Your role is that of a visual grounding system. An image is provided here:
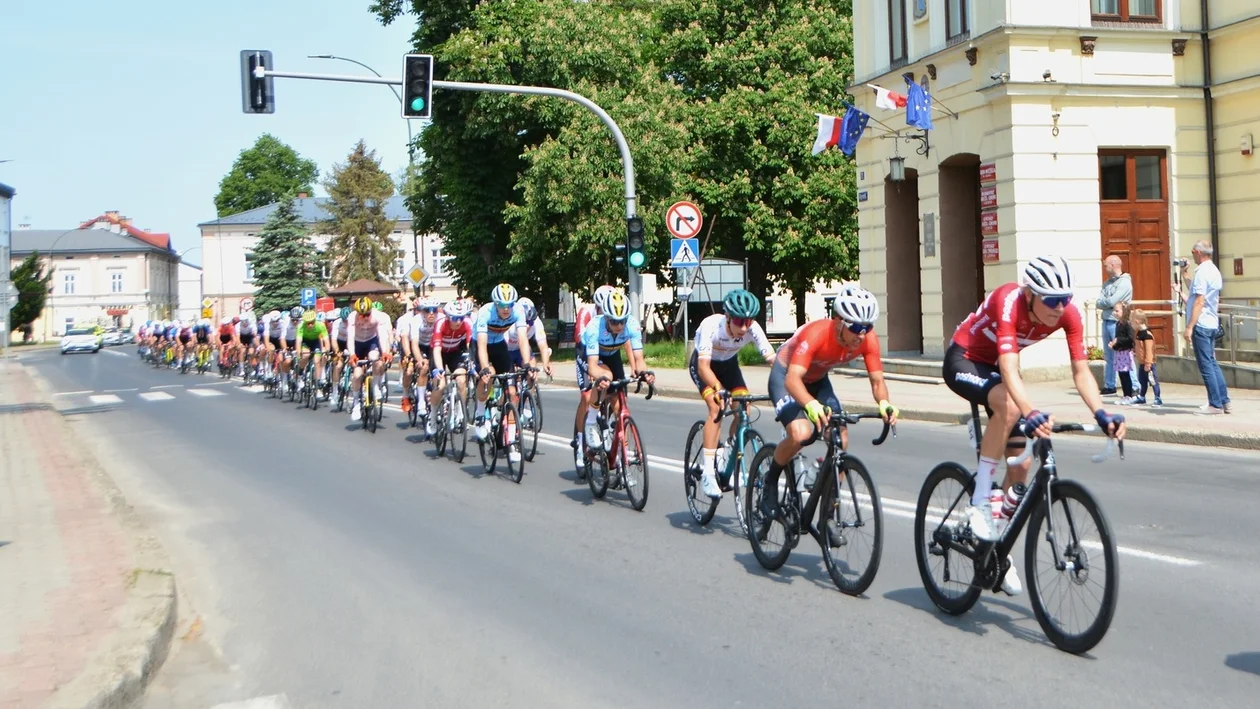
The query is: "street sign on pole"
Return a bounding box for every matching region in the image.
[201,308,214,319]
[670,238,700,268]
[404,263,430,288]
[201,297,214,309]
[240,297,254,313]
[300,288,317,307]
[666,201,703,239]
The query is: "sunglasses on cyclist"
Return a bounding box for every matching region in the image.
[1040,294,1073,309]
[419,306,439,313]
[728,316,753,328]
[447,315,465,323]
[846,322,873,335]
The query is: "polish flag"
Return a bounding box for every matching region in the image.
[868,84,907,111]
[811,114,841,155]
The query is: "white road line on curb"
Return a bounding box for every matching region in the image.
[187,389,225,397]
[53,390,93,396]
[138,391,175,402]
[88,394,122,405]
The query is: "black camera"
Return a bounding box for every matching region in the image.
[1173,258,1189,268]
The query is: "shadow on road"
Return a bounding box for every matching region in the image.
[731,549,840,593]
[882,587,1070,654]
[1225,651,1260,677]
[666,509,746,541]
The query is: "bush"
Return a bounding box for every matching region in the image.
[1087,345,1104,361]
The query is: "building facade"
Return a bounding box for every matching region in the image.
[853,0,1259,365]
[198,195,457,317]
[177,262,203,323]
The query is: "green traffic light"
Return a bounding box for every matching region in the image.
[629,252,646,268]
[410,97,426,112]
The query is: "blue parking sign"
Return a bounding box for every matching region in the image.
[300,287,316,307]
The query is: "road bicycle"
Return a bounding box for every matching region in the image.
[298,355,320,411]
[331,352,353,413]
[580,373,655,511]
[683,392,771,535]
[360,357,384,434]
[746,412,892,595]
[913,402,1122,654]
[514,366,546,462]
[432,358,474,463]
[475,371,527,483]
[195,344,212,375]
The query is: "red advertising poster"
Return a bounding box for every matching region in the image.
[980,163,997,184]
[980,185,998,210]
[982,238,1000,263]
[981,211,999,235]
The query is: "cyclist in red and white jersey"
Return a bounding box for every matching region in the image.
[943,255,1126,559]
[427,300,475,435]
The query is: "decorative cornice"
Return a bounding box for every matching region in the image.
[1080,36,1097,55]
[1171,38,1187,56]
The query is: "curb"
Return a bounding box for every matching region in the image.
[546,376,1260,450]
[24,365,179,709]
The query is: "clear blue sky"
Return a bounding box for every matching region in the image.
[0,0,420,263]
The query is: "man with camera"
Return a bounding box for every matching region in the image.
[1183,241,1231,415]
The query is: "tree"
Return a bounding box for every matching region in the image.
[215,134,319,217]
[250,196,322,313]
[656,0,860,326]
[322,140,399,286]
[10,252,52,335]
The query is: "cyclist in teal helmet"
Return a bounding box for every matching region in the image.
[689,288,777,499]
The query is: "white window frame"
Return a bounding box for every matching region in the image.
[63,272,76,295]
[110,270,124,294]
[244,253,256,282]
[429,246,453,277]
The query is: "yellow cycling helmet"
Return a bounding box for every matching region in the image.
[604,291,631,322]
[302,310,316,323]
[354,296,374,315]
[491,283,518,306]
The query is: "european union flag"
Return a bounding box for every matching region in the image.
[906,77,934,131]
[837,106,870,156]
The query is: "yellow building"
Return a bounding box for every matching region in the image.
[852,0,1259,367]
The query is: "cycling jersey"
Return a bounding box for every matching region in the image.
[506,320,546,353]
[951,282,1087,365]
[296,321,328,342]
[395,312,415,342]
[264,314,285,338]
[579,314,643,357]
[346,310,392,344]
[434,317,473,351]
[473,302,527,344]
[192,323,211,336]
[774,318,882,383]
[693,313,774,362]
[236,313,258,336]
[574,304,596,344]
[408,313,438,349]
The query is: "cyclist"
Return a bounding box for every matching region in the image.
[262,310,285,381]
[172,319,192,366]
[761,283,900,518]
[192,317,213,366]
[690,288,777,499]
[571,285,618,473]
[276,307,303,384]
[471,284,533,452]
[577,291,655,463]
[236,307,260,373]
[428,299,475,436]
[944,255,1126,556]
[345,297,393,422]
[405,298,440,421]
[507,297,553,377]
[294,310,331,396]
[217,316,236,368]
[328,307,351,395]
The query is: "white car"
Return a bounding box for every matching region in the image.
[61,328,101,355]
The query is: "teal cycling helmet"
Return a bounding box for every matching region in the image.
[722,288,761,319]
[339,307,351,321]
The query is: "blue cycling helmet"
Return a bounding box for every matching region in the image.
[722,289,760,319]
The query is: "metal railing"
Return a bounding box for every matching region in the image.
[1085,298,1260,365]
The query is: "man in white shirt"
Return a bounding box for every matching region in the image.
[1183,240,1231,414]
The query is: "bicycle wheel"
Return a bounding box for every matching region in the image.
[913,461,982,615]
[1025,479,1119,654]
[620,417,648,511]
[407,387,418,428]
[433,395,449,456]
[518,390,540,462]
[586,443,609,499]
[502,402,525,483]
[683,421,719,526]
[744,444,798,572]
[732,429,765,537]
[819,456,883,596]
[454,385,471,464]
[310,370,319,411]
[478,410,499,474]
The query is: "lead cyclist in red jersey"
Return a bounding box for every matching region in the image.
[944,254,1126,549]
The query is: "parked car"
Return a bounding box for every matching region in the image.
[61,328,101,355]
[119,330,136,344]
[102,328,123,346]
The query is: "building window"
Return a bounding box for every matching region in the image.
[1098,150,1166,202]
[430,246,453,277]
[110,271,124,293]
[946,0,969,41]
[1099,155,1127,200]
[1135,155,1162,199]
[63,317,75,335]
[63,272,76,295]
[1092,0,1160,22]
[765,300,774,322]
[393,250,406,279]
[889,0,908,66]
[245,253,256,281]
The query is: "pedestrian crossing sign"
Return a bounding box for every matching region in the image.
[670,238,700,268]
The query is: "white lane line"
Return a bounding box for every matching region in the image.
[88,394,122,405]
[53,390,93,396]
[193,379,234,386]
[187,389,225,397]
[210,696,292,709]
[139,391,175,402]
[242,385,266,393]
[149,384,183,390]
[103,388,139,393]
[102,349,130,358]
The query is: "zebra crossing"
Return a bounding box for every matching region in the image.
[54,384,230,409]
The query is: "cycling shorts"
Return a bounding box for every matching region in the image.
[268,335,284,350]
[334,339,349,354]
[218,334,234,345]
[767,361,841,423]
[943,343,1026,441]
[477,340,513,375]
[688,350,749,398]
[575,346,625,390]
[441,346,471,373]
[240,333,255,348]
[417,345,433,364]
[300,339,323,354]
[195,333,210,345]
[353,336,381,361]
[284,338,297,350]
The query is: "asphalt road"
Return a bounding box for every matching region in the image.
[21,347,1260,708]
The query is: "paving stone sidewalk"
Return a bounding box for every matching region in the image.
[0,359,176,709]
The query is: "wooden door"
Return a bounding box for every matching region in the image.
[1099,150,1172,352]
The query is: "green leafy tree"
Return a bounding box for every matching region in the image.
[322,140,399,286]
[215,134,319,217]
[655,0,859,326]
[9,251,52,335]
[250,197,322,313]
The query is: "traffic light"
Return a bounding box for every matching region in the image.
[239,50,275,114]
[402,54,434,119]
[626,217,646,269]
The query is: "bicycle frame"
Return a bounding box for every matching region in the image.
[713,395,771,483]
[594,377,655,461]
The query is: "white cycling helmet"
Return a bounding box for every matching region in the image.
[1022,255,1074,297]
[444,300,473,319]
[220,316,233,326]
[832,284,880,324]
[593,284,617,313]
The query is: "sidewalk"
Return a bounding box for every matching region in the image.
[0,359,176,708]
[549,363,1260,450]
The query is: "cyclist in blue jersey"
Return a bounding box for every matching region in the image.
[576,291,655,454]
[471,283,534,450]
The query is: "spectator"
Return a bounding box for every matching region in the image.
[1131,308,1161,407]
[1183,240,1230,415]
[1097,255,1132,395]
[1109,303,1137,404]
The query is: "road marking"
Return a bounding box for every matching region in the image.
[187,389,225,397]
[210,696,292,709]
[150,384,183,390]
[88,394,122,405]
[197,379,234,386]
[139,391,175,401]
[242,385,266,393]
[103,388,139,393]
[102,349,130,358]
[53,390,93,396]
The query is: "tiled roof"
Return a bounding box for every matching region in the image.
[198,196,414,228]
[11,228,170,255]
[78,213,172,250]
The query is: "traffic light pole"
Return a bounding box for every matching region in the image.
[253,65,644,317]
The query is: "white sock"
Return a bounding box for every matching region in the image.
[576,432,584,449]
[506,423,516,444]
[702,448,716,475]
[585,411,599,428]
[972,456,1000,506]
[475,400,485,417]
